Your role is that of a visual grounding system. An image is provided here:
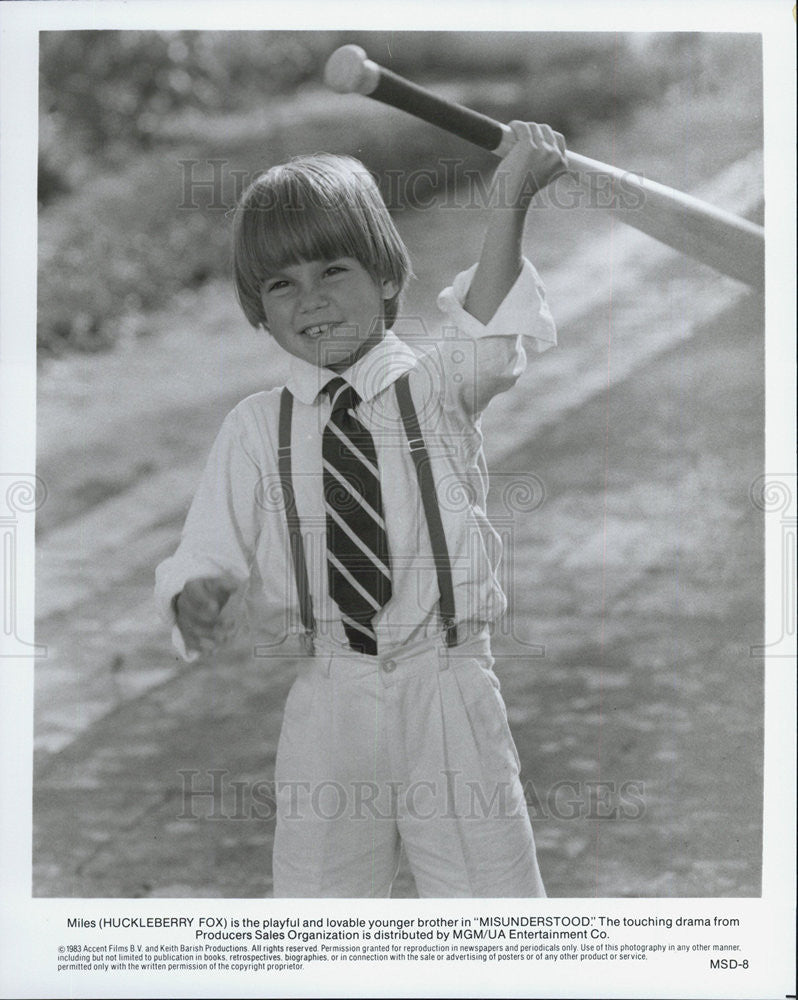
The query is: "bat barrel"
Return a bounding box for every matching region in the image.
[568,153,764,290]
[324,45,765,291]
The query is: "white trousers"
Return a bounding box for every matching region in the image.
[272,630,546,898]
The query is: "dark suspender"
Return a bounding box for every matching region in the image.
[278,388,315,648]
[277,374,458,651]
[394,373,458,648]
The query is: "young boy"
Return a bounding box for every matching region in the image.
[155,120,567,897]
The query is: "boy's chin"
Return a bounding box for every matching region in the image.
[319,336,382,372]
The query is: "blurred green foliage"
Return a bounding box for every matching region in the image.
[39,29,696,195]
[38,30,761,355]
[39,31,338,187]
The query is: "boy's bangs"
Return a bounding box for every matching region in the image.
[253,194,371,278]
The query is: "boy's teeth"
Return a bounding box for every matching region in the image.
[304,323,332,337]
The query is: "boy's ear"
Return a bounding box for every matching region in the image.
[381,277,399,300]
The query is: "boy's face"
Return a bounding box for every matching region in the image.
[260,257,398,373]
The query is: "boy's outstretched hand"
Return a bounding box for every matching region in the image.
[175,575,240,655]
[499,120,568,211]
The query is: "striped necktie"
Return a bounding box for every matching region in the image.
[322,377,392,655]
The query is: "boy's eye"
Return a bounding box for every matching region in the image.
[324,264,348,276]
[265,279,289,293]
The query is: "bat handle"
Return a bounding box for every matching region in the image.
[325,45,516,156]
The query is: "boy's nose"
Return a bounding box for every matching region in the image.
[298,281,329,312]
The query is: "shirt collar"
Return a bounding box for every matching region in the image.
[280,331,419,406]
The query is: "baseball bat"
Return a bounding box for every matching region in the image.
[324,45,764,291]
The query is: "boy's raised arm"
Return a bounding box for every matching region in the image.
[464,121,567,326]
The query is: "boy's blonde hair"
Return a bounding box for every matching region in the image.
[233,154,411,330]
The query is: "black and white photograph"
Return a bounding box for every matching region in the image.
[1,1,795,997]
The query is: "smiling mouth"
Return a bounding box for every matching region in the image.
[301,322,339,339]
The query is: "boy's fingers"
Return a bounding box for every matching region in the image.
[179,588,217,621]
[201,577,235,600]
[202,577,239,616]
[508,121,566,160]
[182,578,214,603]
[178,612,213,640]
[529,122,546,147]
[541,124,562,156]
[175,574,241,655]
[508,119,534,145]
[180,618,235,656]
[181,577,237,619]
[178,622,207,655]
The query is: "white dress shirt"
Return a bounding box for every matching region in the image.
[155,259,556,660]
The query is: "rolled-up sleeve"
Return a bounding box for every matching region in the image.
[154,405,262,658]
[435,258,557,417]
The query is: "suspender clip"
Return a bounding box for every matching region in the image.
[443,618,459,648]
